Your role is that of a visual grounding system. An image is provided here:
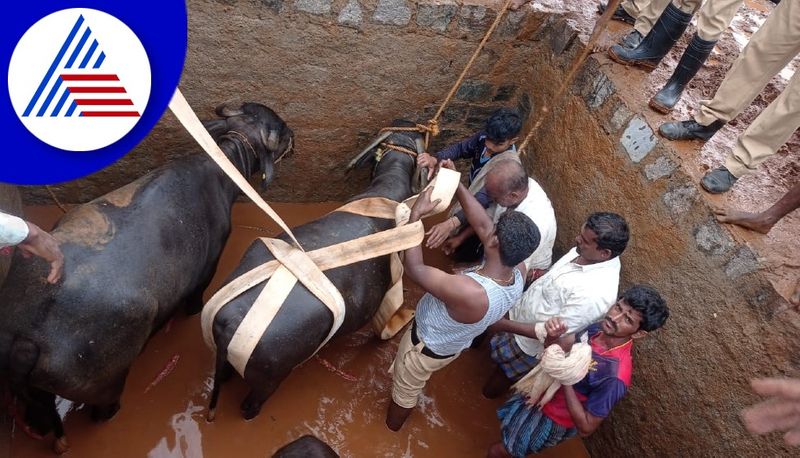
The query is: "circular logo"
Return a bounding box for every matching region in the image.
[1,0,186,185]
[8,8,151,152]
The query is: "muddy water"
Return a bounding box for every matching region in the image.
[11,203,587,457]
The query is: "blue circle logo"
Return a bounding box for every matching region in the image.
[2,1,186,184]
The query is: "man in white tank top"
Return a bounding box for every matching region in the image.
[386,161,542,431]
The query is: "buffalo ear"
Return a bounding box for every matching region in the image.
[215,103,244,118]
[260,127,279,152]
[202,119,228,141]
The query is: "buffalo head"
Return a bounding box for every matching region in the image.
[205,102,294,190]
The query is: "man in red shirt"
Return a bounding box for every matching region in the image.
[487,285,669,457]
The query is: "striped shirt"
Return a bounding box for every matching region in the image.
[416,268,524,356]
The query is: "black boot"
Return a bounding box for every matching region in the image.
[597,2,636,25]
[649,33,717,113]
[658,119,725,141]
[608,2,693,69]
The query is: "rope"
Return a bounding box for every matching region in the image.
[45,186,68,214]
[518,0,623,154]
[375,0,515,150]
[430,0,515,134]
[379,142,418,158]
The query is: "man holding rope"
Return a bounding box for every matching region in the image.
[488,285,669,457]
[386,160,541,431]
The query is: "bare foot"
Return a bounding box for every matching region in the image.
[713,208,774,234]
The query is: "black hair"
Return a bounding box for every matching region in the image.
[485,108,522,143]
[495,210,540,267]
[621,285,669,332]
[585,212,629,258]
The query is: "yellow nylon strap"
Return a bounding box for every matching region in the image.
[200,220,424,349]
[168,88,302,248]
[201,168,461,372]
[227,265,297,375]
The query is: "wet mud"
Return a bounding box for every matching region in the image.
[10,203,587,457]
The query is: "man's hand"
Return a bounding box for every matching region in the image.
[544,317,567,338]
[409,187,441,222]
[426,217,459,249]
[741,377,800,446]
[416,152,438,173]
[439,159,456,171]
[18,222,64,284]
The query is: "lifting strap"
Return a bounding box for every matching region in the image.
[200,169,460,376]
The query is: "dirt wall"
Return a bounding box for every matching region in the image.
[23,0,543,204]
[515,16,799,458]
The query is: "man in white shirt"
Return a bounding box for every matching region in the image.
[426,159,557,279]
[0,211,64,284]
[483,212,629,398]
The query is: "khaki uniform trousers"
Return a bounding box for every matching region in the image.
[620,0,652,19]
[631,0,743,41]
[389,326,459,409]
[694,0,800,177]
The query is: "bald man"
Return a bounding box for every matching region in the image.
[427,159,557,281]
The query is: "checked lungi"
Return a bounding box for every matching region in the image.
[497,393,577,457]
[490,332,540,382]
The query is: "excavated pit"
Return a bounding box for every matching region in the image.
[3,0,799,456]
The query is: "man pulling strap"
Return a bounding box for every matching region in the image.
[386,160,541,431]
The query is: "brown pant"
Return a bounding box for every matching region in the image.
[389,327,459,409]
[632,0,743,41]
[694,0,800,176]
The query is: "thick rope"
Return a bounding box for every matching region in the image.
[379,142,418,158]
[518,0,623,154]
[375,0,515,150]
[45,186,68,214]
[432,0,515,126]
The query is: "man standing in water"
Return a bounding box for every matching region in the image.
[483,212,629,398]
[488,285,669,457]
[386,161,541,431]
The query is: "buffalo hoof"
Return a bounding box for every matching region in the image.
[53,436,70,455]
[206,408,217,423]
[240,400,262,420]
[90,402,120,422]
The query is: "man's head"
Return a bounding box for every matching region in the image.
[575,212,629,263]
[601,285,669,338]
[484,108,522,154]
[485,159,529,207]
[488,210,540,267]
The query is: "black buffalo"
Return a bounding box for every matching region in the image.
[0,102,293,452]
[208,128,421,420]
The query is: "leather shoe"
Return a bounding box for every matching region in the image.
[658,119,724,141]
[701,167,738,193]
[597,2,636,24]
[619,30,643,49]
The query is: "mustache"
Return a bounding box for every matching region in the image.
[605,317,617,332]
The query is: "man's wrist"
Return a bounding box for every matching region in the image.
[450,216,460,230]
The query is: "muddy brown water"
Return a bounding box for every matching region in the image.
[10,203,587,457]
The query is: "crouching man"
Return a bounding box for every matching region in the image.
[386,161,542,431]
[488,285,669,457]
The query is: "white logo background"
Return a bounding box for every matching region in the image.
[8,8,151,152]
